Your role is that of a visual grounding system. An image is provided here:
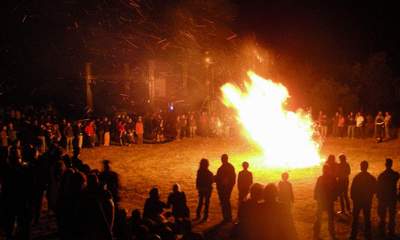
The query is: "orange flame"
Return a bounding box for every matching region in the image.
[221,71,322,168]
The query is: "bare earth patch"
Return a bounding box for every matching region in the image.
[81,137,400,240]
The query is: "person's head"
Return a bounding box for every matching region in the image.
[149,187,160,200]
[263,183,278,202]
[102,159,111,171]
[199,158,209,170]
[221,154,229,164]
[338,154,346,163]
[385,158,393,169]
[131,209,142,221]
[326,154,336,165]
[281,172,289,181]
[360,160,369,172]
[242,161,249,170]
[249,183,264,201]
[172,183,180,193]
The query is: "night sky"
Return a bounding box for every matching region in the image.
[1,0,400,109]
[235,0,400,66]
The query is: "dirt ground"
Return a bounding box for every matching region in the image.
[81,137,400,239]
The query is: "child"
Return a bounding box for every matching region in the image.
[278,172,294,208]
[237,161,253,204]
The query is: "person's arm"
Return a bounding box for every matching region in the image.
[290,183,294,202]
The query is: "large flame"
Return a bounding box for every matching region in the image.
[221,71,322,169]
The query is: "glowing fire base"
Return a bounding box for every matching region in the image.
[221,71,322,169]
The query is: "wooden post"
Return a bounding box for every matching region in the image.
[85,62,94,111]
[148,60,155,101]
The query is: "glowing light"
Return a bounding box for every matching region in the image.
[221,71,322,169]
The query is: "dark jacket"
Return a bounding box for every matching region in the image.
[351,171,376,205]
[196,169,214,192]
[215,162,236,191]
[314,174,338,206]
[377,169,399,202]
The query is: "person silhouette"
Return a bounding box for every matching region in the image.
[237,161,253,205]
[261,183,297,240]
[313,164,338,240]
[143,187,167,223]
[377,158,399,237]
[167,183,190,219]
[337,154,351,214]
[99,160,120,205]
[195,158,214,221]
[278,172,294,208]
[237,183,264,240]
[349,160,376,240]
[215,154,236,222]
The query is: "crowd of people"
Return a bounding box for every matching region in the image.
[0,106,237,153]
[0,106,396,154]
[313,155,400,240]
[2,106,400,240]
[316,110,394,141]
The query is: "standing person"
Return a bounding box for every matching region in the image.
[337,154,351,214]
[64,122,74,152]
[167,183,190,219]
[99,160,120,205]
[313,164,338,240]
[85,121,96,147]
[195,158,214,221]
[188,113,197,138]
[337,114,346,138]
[325,154,338,178]
[377,158,399,237]
[117,121,126,146]
[104,118,111,146]
[97,118,105,146]
[1,125,8,148]
[181,114,188,139]
[375,111,385,141]
[278,172,294,208]
[237,161,253,205]
[215,154,236,222]
[319,113,328,139]
[347,112,356,138]
[384,112,392,140]
[349,160,376,240]
[74,121,84,149]
[77,174,114,240]
[355,112,364,138]
[135,116,144,144]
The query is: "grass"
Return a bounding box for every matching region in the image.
[81,137,400,239]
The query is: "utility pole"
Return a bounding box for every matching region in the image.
[85,62,94,111]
